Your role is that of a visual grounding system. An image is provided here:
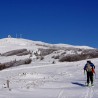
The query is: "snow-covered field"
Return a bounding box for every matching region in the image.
[0,58,98,98]
[0,38,98,98]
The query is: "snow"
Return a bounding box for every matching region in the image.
[54,44,94,49]
[0,57,98,98]
[0,38,94,52]
[0,38,47,53]
[0,38,98,98]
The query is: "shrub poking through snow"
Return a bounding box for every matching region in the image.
[0,58,32,70]
[1,49,30,56]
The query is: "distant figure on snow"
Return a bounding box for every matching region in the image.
[84,60,95,86]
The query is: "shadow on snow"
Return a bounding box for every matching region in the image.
[71,82,85,87]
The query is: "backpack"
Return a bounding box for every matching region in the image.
[86,64,92,72]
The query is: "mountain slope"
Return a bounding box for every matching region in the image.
[0,38,98,64]
[0,37,98,98]
[0,58,98,98]
[0,38,94,51]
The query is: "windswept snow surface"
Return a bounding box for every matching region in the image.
[0,38,94,53]
[0,58,98,98]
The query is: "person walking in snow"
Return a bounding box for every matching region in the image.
[84,61,95,86]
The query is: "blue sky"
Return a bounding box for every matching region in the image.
[0,0,98,48]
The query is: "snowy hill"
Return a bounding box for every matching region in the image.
[54,43,94,49]
[0,38,98,64]
[0,38,98,98]
[0,38,47,53]
[0,38,94,51]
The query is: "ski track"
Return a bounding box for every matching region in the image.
[84,87,94,98]
[58,89,64,98]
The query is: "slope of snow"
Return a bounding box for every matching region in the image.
[0,37,95,63]
[0,38,51,47]
[54,44,94,49]
[0,58,98,98]
[0,38,47,53]
[0,38,94,51]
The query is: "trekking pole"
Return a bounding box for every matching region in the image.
[95,72,96,79]
[93,68,96,79]
[84,70,87,85]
